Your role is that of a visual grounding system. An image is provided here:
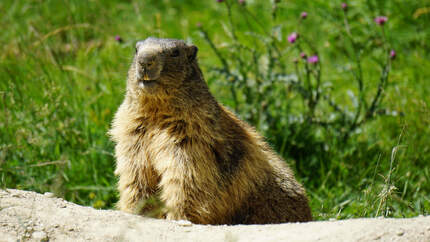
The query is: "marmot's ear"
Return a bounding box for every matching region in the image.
[187,45,198,62]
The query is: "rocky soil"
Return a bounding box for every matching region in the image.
[1,189,429,241]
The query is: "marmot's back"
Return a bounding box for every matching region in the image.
[109,37,312,224]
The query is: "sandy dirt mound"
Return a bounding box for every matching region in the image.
[0,189,429,242]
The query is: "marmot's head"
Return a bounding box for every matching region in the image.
[127,37,199,97]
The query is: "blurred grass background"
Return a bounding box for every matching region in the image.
[0,0,429,219]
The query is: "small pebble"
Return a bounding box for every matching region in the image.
[32,231,48,241]
[396,230,404,236]
[175,220,193,227]
[43,192,55,198]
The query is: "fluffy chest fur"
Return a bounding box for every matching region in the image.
[110,96,224,183]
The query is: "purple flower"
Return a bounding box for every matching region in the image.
[390,50,396,60]
[300,52,307,59]
[238,0,246,5]
[115,35,123,43]
[307,55,319,64]
[341,3,348,11]
[287,32,299,43]
[216,0,224,2]
[374,16,388,25]
[301,12,308,19]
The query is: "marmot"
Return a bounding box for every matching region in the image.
[109,37,312,224]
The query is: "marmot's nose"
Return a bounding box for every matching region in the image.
[137,54,157,70]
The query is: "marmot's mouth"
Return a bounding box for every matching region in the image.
[138,79,158,88]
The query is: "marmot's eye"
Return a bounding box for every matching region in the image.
[171,49,180,57]
[135,47,138,54]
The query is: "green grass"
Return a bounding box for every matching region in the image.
[1,0,429,219]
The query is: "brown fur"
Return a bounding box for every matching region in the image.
[109,37,312,224]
